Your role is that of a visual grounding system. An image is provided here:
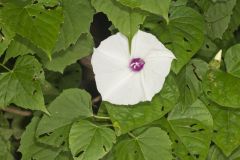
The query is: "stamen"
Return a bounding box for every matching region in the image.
[129,58,145,72]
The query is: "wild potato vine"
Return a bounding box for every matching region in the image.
[0,0,240,160]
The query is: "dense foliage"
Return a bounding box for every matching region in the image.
[0,0,240,159]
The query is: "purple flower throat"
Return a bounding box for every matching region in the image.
[129,58,145,72]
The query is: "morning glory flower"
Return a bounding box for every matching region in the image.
[91,30,175,105]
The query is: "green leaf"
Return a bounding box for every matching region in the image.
[205,0,236,39]
[196,37,219,62]
[207,144,240,160]
[4,35,36,63]
[207,102,240,156]
[193,0,212,12]
[144,6,204,73]
[203,70,240,108]
[0,137,14,160]
[170,0,188,8]
[1,0,63,57]
[207,145,226,160]
[6,114,26,139]
[36,89,93,142]
[105,75,179,135]
[42,80,60,104]
[222,0,240,41]
[230,147,240,160]
[176,59,209,106]
[56,152,74,160]
[54,0,94,52]
[225,44,240,78]
[91,0,146,40]
[45,34,93,73]
[168,99,213,160]
[45,63,83,91]
[156,118,193,160]
[0,112,11,129]
[0,24,15,56]
[113,127,172,160]
[19,117,61,160]
[0,114,13,160]
[69,120,116,160]
[226,0,240,33]
[0,55,47,113]
[207,145,240,160]
[116,0,170,21]
[37,125,71,149]
[102,151,114,160]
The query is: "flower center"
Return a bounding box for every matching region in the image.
[129,58,145,72]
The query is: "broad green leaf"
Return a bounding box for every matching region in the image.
[102,151,114,160]
[45,63,83,91]
[193,0,212,12]
[54,0,94,52]
[207,102,240,156]
[0,55,47,113]
[4,35,36,63]
[144,6,204,73]
[207,145,226,160]
[168,99,213,160]
[203,70,240,108]
[0,137,14,160]
[156,118,194,160]
[36,89,93,141]
[19,117,61,160]
[113,127,172,160]
[171,0,188,8]
[1,0,63,57]
[222,0,240,41]
[176,59,209,106]
[38,0,60,6]
[0,115,12,141]
[0,114,13,160]
[196,37,219,62]
[207,145,240,160]
[37,125,71,149]
[105,75,179,135]
[69,120,116,160]
[3,113,26,139]
[45,34,93,73]
[226,0,240,33]
[91,0,146,40]
[205,0,236,39]
[0,24,15,56]
[56,152,74,160]
[42,80,60,104]
[0,112,11,130]
[116,0,170,21]
[225,44,240,78]
[230,147,240,160]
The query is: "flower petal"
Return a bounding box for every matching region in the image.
[131,30,175,59]
[91,48,130,94]
[96,32,130,61]
[101,73,147,105]
[141,54,174,100]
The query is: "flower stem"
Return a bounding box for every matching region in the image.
[0,63,11,72]
[128,132,136,139]
[100,124,113,127]
[2,106,32,116]
[93,115,111,120]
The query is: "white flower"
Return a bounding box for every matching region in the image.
[91,30,175,105]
